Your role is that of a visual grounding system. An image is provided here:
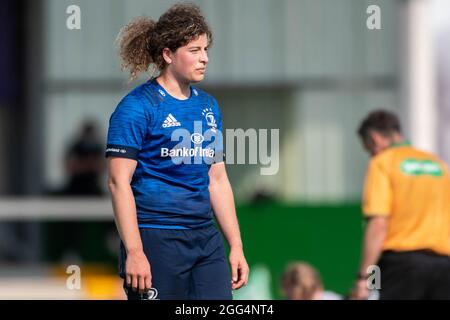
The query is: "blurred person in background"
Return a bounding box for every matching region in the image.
[352,110,450,300]
[62,121,104,196]
[106,3,248,300]
[44,120,110,262]
[281,262,342,300]
[47,120,105,197]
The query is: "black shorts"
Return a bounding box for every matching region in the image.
[378,250,450,300]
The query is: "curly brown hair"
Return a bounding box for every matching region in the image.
[116,3,213,81]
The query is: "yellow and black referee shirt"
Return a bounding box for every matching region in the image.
[363,142,450,255]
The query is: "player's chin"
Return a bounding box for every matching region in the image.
[190,72,206,83]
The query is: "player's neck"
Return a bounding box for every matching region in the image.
[390,134,406,146]
[156,72,191,100]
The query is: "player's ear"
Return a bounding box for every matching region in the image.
[371,131,384,147]
[162,48,173,64]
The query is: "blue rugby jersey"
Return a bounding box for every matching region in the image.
[106,78,224,229]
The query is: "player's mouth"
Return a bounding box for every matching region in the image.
[196,68,206,74]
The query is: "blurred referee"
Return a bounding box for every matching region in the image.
[352,110,450,300]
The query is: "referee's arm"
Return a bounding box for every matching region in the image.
[352,216,388,299]
[352,158,391,299]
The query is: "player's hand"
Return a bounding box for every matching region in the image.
[351,279,369,300]
[125,250,152,294]
[229,246,249,290]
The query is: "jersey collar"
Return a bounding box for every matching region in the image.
[390,140,411,148]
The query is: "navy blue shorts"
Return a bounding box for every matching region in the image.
[119,224,233,300]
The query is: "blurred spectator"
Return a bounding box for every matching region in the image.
[249,188,277,204]
[44,121,113,263]
[55,121,104,196]
[281,262,342,300]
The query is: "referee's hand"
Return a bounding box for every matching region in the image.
[351,279,369,300]
[125,250,152,294]
[229,247,249,290]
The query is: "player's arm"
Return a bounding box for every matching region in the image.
[107,157,151,294]
[209,162,249,290]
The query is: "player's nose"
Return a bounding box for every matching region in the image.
[200,50,209,64]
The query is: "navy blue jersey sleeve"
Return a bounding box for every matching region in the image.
[210,96,224,164]
[106,94,150,160]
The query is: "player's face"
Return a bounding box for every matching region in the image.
[170,34,209,83]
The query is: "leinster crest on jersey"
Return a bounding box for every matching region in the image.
[202,107,217,133]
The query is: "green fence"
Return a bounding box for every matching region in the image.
[234,202,363,298]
